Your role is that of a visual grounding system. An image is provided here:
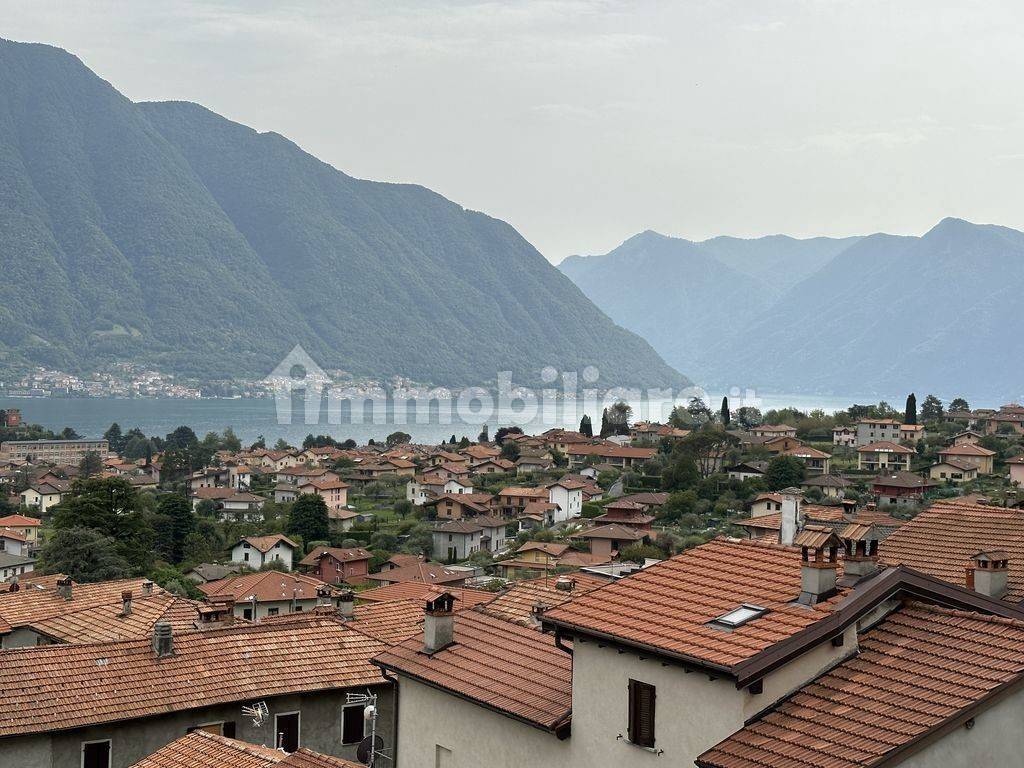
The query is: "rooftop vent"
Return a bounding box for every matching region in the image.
[710,604,768,629]
[794,525,841,605]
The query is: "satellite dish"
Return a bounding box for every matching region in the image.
[356,734,384,766]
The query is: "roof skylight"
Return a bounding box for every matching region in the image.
[711,604,768,628]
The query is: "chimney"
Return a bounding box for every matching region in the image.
[967,551,1010,600]
[554,575,575,592]
[529,600,548,628]
[422,591,456,654]
[840,523,881,582]
[778,488,802,546]
[121,590,133,616]
[840,498,858,519]
[336,588,355,619]
[141,580,154,596]
[794,526,841,605]
[315,584,333,608]
[56,576,73,601]
[152,622,174,657]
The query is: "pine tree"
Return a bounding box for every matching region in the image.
[720,397,731,427]
[579,415,593,437]
[904,393,917,425]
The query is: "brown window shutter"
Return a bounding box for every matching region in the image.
[628,679,656,748]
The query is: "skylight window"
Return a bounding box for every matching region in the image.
[711,604,768,628]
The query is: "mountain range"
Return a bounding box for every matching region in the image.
[560,219,1024,401]
[0,39,684,390]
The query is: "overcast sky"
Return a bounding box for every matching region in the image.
[4,0,1023,261]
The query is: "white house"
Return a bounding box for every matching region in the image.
[230,534,297,571]
[407,475,473,506]
[546,479,584,523]
[19,483,64,514]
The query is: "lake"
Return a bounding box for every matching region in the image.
[0,390,865,445]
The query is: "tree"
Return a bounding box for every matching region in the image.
[156,494,195,564]
[494,426,523,444]
[765,455,805,490]
[221,427,242,452]
[386,431,411,448]
[287,494,330,549]
[78,451,103,478]
[60,426,82,440]
[676,429,738,479]
[735,407,762,430]
[273,438,291,451]
[720,397,731,427]
[550,447,568,467]
[605,401,632,436]
[579,415,593,438]
[667,405,694,429]
[904,393,917,425]
[599,408,611,438]
[920,395,944,422]
[39,527,131,583]
[686,397,713,426]
[949,397,970,412]
[103,423,125,454]
[500,441,521,461]
[477,425,489,443]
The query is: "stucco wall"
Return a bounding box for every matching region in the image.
[898,687,1024,768]
[394,677,570,768]
[0,686,394,768]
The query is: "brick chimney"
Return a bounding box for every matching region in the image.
[967,551,1010,600]
[423,591,456,654]
[778,488,803,546]
[121,590,133,617]
[56,576,72,601]
[840,498,858,518]
[840,523,881,582]
[794,526,841,605]
[152,622,174,657]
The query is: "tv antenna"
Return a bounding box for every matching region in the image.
[347,690,390,766]
[241,700,269,727]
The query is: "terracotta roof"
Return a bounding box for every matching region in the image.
[498,486,549,498]
[237,534,297,553]
[543,538,848,669]
[432,520,484,534]
[348,599,426,644]
[871,471,936,490]
[191,487,236,500]
[933,457,978,471]
[0,618,386,737]
[364,561,467,586]
[373,609,572,732]
[29,593,202,644]
[619,492,670,506]
[297,546,372,567]
[357,581,495,607]
[697,602,1024,768]
[130,731,363,768]
[736,506,845,532]
[386,554,423,569]
[0,513,40,527]
[515,542,570,557]
[481,574,607,626]
[0,577,162,630]
[0,527,27,542]
[197,571,325,603]
[940,443,996,457]
[857,441,915,454]
[572,523,645,541]
[880,503,1024,599]
[783,445,831,460]
[564,445,656,459]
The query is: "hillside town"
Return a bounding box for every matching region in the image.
[1,395,1024,766]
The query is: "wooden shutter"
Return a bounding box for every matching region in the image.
[628,679,656,748]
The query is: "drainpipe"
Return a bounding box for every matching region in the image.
[380,669,400,767]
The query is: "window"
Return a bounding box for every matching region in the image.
[711,604,768,628]
[243,607,253,620]
[275,711,300,752]
[627,680,656,748]
[187,721,234,737]
[267,607,280,616]
[82,739,111,768]
[342,704,365,744]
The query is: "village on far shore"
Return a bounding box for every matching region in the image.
[3,393,1024,767]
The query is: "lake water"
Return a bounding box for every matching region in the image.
[1,391,863,445]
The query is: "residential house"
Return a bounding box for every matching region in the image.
[0,552,34,581]
[274,483,299,504]
[0,437,108,463]
[496,542,608,579]
[298,546,373,585]
[19,481,67,514]
[748,492,788,517]
[197,570,325,619]
[425,492,494,520]
[363,560,468,588]
[494,487,548,517]
[185,562,243,585]
[129,731,363,768]
[929,458,980,484]
[871,471,937,507]
[516,455,553,474]
[432,520,484,561]
[899,423,926,443]
[939,443,996,475]
[430,462,472,482]
[0,528,28,557]
[953,430,984,446]
[855,418,903,446]
[469,458,515,475]
[571,523,646,559]
[592,500,654,532]
[1007,455,1024,486]
[406,474,472,506]
[781,444,831,475]
[800,473,852,499]
[831,426,856,447]
[0,514,41,550]
[749,424,798,438]
[460,444,501,462]
[546,478,585,522]
[476,516,512,554]
[856,441,914,472]
[0,615,394,767]
[565,444,656,469]
[297,478,351,516]
[230,535,297,571]
[725,461,767,481]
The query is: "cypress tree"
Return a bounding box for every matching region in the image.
[904,393,917,425]
[720,397,731,427]
[579,415,593,437]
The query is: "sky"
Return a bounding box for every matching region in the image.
[3,0,1023,262]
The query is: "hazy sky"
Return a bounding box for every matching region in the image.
[4,1,1023,261]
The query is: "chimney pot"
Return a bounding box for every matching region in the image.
[121,590,133,616]
[141,580,154,596]
[336,588,355,619]
[423,591,456,653]
[152,622,174,657]
[968,551,1009,600]
[794,526,841,605]
[57,576,72,601]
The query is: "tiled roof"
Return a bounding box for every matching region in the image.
[297,546,372,567]
[132,731,364,767]
[572,523,645,540]
[0,618,386,737]
[349,599,425,644]
[481,574,608,626]
[0,527,27,541]
[238,534,297,553]
[364,561,467,586]
[880,503,1024,599]
[29,593,202,644]
[543,538,847,669]
[432,520,483,534]
[0,577,161,630]
[357,581,495,607]
[197,571,325,603]
[374,609,572,732]
[0,513,41,527]
[697,602,1024,768]
[857,441,914,454]
[498,486,549,498]
[940,442,996,457]
[515,541,570,557]
[871,471,936,489]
